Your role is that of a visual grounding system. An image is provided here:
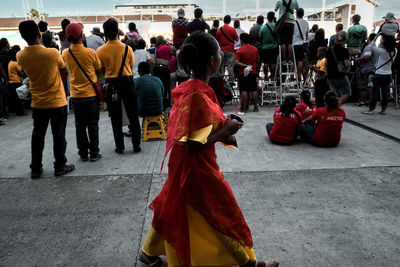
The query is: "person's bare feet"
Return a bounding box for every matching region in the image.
[240,260,279,267]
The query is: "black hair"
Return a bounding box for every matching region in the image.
[318,46,327,55]
[179,30,220,77]
[194,8,203,19]
[42,32,54,47]
[224,15,231,24]
[324,91,339,110]
[257,15,264,25]
[138,61,151,75]
[19,20,40,44]
[150,37,157,44]
[213,19,220,28]
[156,35,165,46]
[267,12,275,22]
[336,23,343,31]
[352,14,361,23]
[9,45,20,61]
[137,38,146,50]
[297,8,304,18]
[300,90,313,109]
[61,19,70,32]
[315,28,325,40]
[280,96,297,117]
[38,20,48,32]
[234,20,240,28]
[240,33,251,44]
[103,18,119,39]
[0,38,9,50]
[129,22,136,31]
[368,33,376,41]
[311,24,318,32]
[382,34,396,53]
[126,39,136,52]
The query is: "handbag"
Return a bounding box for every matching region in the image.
[68,47,104,101]
[330,46,348,75]
[273,0,293,33]
[16,78,31,100]
[104,45,129,103]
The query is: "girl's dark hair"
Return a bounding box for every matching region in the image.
[179,31,220,77]
[126,39,136,52]
[61,19,70,32]
[311,24,318,32]
[324,91,339,110]
[300,90,313,109]
[9,45,20,61]
[315,28,325,40]
[137,38,146,49]
[280,96,297,117]
[382,34,396,53]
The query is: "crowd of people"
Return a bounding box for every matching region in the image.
[0,3,399,266]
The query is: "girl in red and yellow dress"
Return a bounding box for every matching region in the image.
[139,31,279,267]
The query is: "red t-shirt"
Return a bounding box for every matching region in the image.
[312,107,346,147]
[235,44,259,75]
[156,46,171,61]
[216,25,238,52]
[269,108,302,144]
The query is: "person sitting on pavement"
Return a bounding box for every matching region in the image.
[259,11,278,82]
[362,33,397,115]
[62,23,103,162]
[326,30,351,107]
[296,90,316,123]
[347,14,367,56]
[17,20,75,178]
[135,62,164,118]
[234,33,260,112]
[302,91,346,147]
[267,95,302,145]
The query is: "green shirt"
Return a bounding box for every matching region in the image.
[275,0,299,23]
[259,23,278,49]
[347,24,367,47]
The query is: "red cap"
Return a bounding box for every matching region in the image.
[66,23,83,40]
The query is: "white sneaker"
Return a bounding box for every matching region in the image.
[362,110,375,115]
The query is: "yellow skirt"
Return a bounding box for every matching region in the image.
[142,205,256,267]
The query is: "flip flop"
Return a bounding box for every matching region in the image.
[138,251,163,267]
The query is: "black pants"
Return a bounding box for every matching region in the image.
[71,97,100,157]
[314,78,328,108]
[301,123,315,145]
[31,106,68,171]
[7,83,24,114]
[369,74,392,111]
[153,65,171,104]
[0,82,7,117]
[107,78,141,150]
[266,123,273,135]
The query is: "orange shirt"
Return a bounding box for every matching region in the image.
[62,44,101,98]
[96,40,134,78]
[8,61,23,83]
[17,45,67,109]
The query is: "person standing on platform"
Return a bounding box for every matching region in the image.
[172,8,189,49]
[259,12,278,82]
[347,14,367,56]
[17,20,75,178]
[275,0,299,61]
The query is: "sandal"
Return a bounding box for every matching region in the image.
[241,260,279,267]
[138,251,163,267]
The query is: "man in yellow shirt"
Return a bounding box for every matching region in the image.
[62,23,102,162]
[17,20,75,178]
[97,18,141,153]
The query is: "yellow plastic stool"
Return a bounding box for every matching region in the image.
[142,115,167,142]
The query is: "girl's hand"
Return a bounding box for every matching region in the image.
[224,119,243,135]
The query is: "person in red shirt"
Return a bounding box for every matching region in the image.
[302,91,346,147]
[235,33,260,112]
[267,96,302,145]
[172,8,188,49]
[216,15,238,86]
[296,90,316,123]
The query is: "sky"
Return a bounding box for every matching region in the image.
[0,0,393,20]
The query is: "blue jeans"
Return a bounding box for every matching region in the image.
[301,124,315,145]
[369,74,392,111]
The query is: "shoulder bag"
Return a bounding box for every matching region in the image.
[295,20,310,55]
[104,45,129,103]
[273,0,293,33]
[330,46,348,75]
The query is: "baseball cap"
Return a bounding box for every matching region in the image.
[66,23,84,40]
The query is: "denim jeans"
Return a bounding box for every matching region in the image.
[71,97,100,157]
[31,106,68,171]
[369,74,392,111]
[301,123,315,145]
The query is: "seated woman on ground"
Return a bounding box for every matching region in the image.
[266,96,302,145]
[302,91,346,147]
[296,90,316,126]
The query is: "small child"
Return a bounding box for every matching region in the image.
[311,47,328,108]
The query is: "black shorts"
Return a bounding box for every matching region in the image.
[261,48,278,64]
[279,22,294,45]
[294,45,305,61]
[238,74,258,92]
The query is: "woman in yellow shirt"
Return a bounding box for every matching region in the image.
[8,45,26,116]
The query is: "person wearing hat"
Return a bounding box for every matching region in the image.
[347,14,367,56]
[17,20,75,178]
[172,8,188,49]
[62,23,103,162]
[325,30,351,107]
[378,13,399,38]
[86,27,105,51]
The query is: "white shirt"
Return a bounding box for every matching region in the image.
[371,41,397,75]
[293,18,309,46]
[86,34,105,51]
[133,49,151,79]
[234,28,245,50]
